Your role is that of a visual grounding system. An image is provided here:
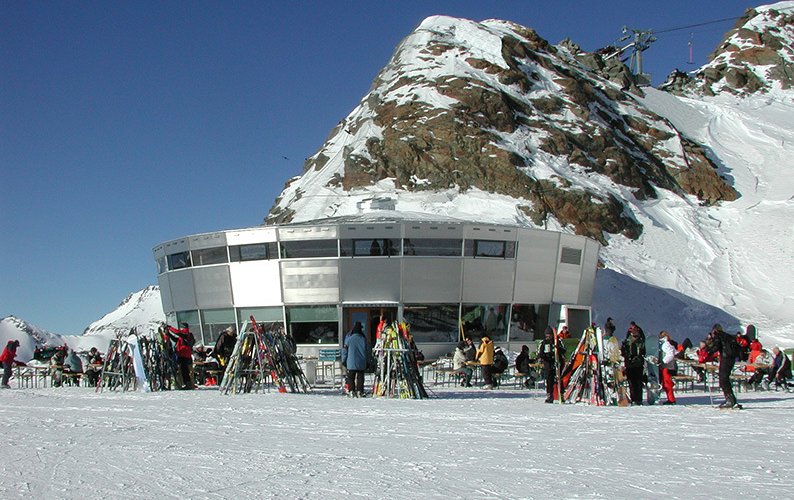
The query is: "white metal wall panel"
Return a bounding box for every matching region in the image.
[577,239,600,304]
[168,269,197,311]
[403,223,463,238]
[189,232,227,250]
[553,234,587,304]
[152,244,166,259]
[513,229,559,303]
[280,259,339,303]
[157,274,173,312]
[278,225,337,241]
[192,266,233,308]
[463,225,517,240]
[340,259,401,302]
[462,258,515,303]
[162,238,189,255]
[402,259,462,302]
[339,224,401,239]
[226,227,278,245]
[229,261,282,307]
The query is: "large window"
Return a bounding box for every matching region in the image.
[200,308,235,346]
[461,303,508,342]
[237,307,284,328]
[156,256,167,274]
[167,251,191,270]
[403,304,459,343]
[280,239,338,259]
[340,238,400,257]
[229,242,278,262]
[192,246,228,266]
[464,239,516,258]
[174,310,200,343]
[287,305,338,344]
[402,238,462,256]
[509,304,550,341]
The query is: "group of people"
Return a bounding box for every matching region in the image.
[167,323,238,390]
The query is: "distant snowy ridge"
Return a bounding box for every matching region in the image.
[1,286,165,359]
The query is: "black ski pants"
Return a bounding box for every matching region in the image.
[177,357,193,389]
[719,358,737,405]
[626,365,644,404]
[347,369,365,394]
[543,362,555,398]
[2,361,12,386]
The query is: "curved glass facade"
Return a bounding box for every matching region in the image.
[153,216,599,357]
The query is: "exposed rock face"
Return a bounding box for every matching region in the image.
[662,3,794,96]
[267,15,739,244]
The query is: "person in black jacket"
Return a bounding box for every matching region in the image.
[537,327,565,403]
[706,323,741,409]
[213,327,237,369]
[514,345,534,389]
[768,347,792,389]
[621,326,646,405]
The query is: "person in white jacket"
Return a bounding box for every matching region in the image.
[659,331,678,405]
[452,341,473,387]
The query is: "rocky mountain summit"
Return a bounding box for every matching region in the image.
[661,2,794,96]
[267,15,738,244]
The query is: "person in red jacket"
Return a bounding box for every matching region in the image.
[1,340,25,388]
[693,340,718,383]
[166,323,196,390]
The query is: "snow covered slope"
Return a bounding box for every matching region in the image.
[265,4,794,345]
[76,285,165,351]
[1,286,165,358]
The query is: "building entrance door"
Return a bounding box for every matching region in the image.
[344,306,398,346]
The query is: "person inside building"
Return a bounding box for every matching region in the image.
[621,326,646,405]
[213,327,237,370]
[706,323,741,409]
[453,341,474,387]
[1,339,24,389]
[537,327,565,403]
[658,331,677,405]
[558,325,570,339]
[83,347,103,387]
[341,321,369,397]
[166,322,196,390]
[476,335,495,389]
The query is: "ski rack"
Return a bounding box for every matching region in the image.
[371,322,429,399]
[97,337,137,393]
[218,318,310,395]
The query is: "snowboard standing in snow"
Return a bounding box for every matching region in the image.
[644,355,660,405]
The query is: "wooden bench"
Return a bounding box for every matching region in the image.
[671,374,696,392]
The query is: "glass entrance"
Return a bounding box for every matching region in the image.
[344,306,398,346]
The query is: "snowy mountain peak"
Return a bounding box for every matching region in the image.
[662,1,794,96]
[263,9,794,346]
[82,285,165,339]
[266,15,735,246]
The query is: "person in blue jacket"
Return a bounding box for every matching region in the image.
[342,321,370,397]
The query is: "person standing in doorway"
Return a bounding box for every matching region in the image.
[342,321,369,397]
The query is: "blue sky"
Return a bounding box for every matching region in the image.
[0,1,755,334]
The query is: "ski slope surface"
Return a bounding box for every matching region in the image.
[1,387,792,499]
